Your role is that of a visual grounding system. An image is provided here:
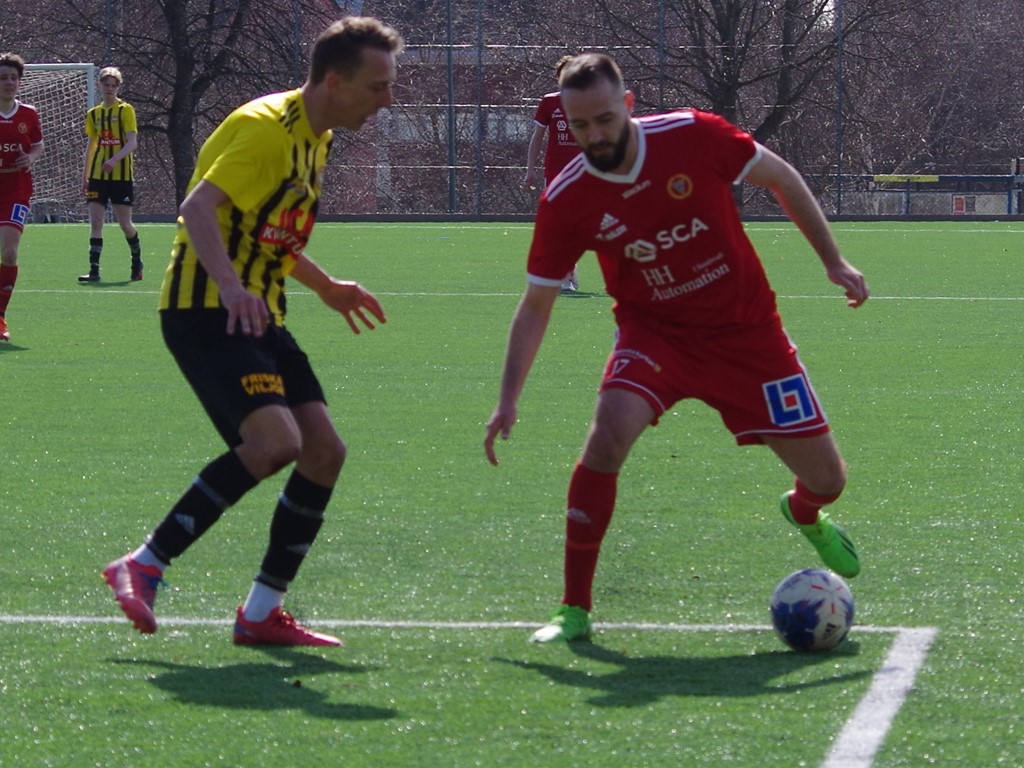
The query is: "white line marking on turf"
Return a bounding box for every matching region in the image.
[17,288,1024,302]
[0,614,936,766]
[822,626,938,768]
[0,615,916,633]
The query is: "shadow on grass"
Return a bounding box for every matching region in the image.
[497,640,869,707]
[77,279,137,287]
[111,646,397,721]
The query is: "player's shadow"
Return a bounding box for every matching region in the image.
[497,639,867,708]
[559,290,605,299]
[110,646,397,721]
[78,279,135,287]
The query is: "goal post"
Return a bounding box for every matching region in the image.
[21,63,97,223]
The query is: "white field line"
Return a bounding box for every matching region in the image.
[309,223,1024,235]
[0,614,936,767]
[25,222,1024,233]
[0,615,918,633]
[15,288,1024,302]
[822,627,939,768]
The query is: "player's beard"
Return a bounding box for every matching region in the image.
[584,121,631,173]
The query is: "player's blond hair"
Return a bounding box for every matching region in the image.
[99,66,123,84]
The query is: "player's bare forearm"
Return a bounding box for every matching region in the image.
[484,285,558,465]
[180,187,240,294]
[181,181,269,335]
[290,253,332,293]
[25,143,44,166]
[747,145,868,307]
[502,288,557,401]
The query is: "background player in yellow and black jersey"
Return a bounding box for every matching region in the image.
[102,17,403,647]
[78,66,142,282]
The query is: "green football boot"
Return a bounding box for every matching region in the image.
[529,604,592,643]
[781,491,861,578]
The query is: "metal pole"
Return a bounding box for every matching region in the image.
[475,0,484,216]
[446,0,458,213]
[658,0,666,111]
[293,0,302,84]
[106,0,114,65]
[835,0,845,215]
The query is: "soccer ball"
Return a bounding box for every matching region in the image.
[770,568,854,652]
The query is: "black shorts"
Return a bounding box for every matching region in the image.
[161,310,326,447]
[86,179,134,207]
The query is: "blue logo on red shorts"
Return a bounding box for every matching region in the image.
[763,374,818,426]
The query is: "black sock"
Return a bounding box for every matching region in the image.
[88,238,102,270]
[147,451,258,563]
[256,471,333,590]
[127,234,141,263]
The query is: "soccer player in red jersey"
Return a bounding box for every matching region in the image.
[0,53,44,343]
[524,56,583,292]
[485,53,869,643]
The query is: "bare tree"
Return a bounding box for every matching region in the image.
[12,0,339,208]
[2,0,1020,216]
[842,0,1024,175]
[570,0,921,143]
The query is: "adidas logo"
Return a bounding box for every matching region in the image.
[596,212,627,242]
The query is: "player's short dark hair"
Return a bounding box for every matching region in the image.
[559,53,623,92]
[554,55,575,78]
[0,52,26,78]
[309,16,404,84]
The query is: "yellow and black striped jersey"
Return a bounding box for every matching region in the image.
[84,99,137,181]
[159,89,332,326]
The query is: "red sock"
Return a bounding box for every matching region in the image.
[787,479,841,525]
[562,462,617,611]
[0,265,18,314]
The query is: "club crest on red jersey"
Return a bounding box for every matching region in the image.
[667,173,693,200]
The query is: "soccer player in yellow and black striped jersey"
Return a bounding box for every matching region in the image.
[78,66,143,282]
[102,17,403,647]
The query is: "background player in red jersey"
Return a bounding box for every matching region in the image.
[524,55,582,293]
[485,53,869,643]
[0,52,44,343]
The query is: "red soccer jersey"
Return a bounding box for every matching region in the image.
[528,109,778,335]
[533,92,580,183]
[0,100,43,202]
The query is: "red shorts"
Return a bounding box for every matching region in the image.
[600,321,830,445]
[0,199,31,232]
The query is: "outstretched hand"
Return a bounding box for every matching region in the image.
[827,258,870,308]
[484,404,517,466]
[319,280,387,334]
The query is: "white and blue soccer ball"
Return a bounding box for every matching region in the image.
[770,568,854,652]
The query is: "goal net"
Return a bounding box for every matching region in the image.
[21,63,96,223]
